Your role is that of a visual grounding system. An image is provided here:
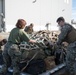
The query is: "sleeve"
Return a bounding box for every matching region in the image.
[21,30,30,42]
[57,25,71,45]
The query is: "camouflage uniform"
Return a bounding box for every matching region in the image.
[57,23,76,75]
[0,28,30,75]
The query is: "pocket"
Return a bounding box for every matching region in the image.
[8,44,21,57]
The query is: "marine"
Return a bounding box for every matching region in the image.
[56,17,76,75]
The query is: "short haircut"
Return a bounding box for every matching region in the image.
[16,19,27,29]
[56,17,65,22]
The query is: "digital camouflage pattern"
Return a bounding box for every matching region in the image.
[57,23,76,75]
[8,44,21,75]
[66,41,76,75]
[0,43,21,75]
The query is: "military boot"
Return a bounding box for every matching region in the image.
[0,64,8,75]
[13,66,20,75]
